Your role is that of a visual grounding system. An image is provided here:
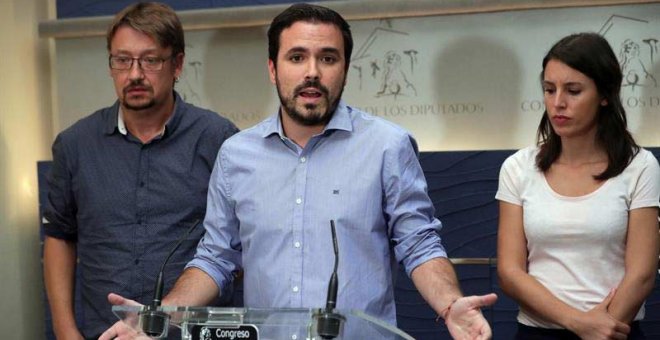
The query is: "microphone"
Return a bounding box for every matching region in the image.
[139,219,201,337]
[326,220,339,311]
[315,220,345,339]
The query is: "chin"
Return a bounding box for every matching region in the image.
[124,100,156,111]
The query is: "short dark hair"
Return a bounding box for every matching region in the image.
[536,32,639,180]
[106,2,185,58]
[267,3,353,72]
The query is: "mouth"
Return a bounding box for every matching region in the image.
[296,87,323,99]
[551,115,570,124]
[125,85,150,95]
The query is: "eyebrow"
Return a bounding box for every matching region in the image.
[284,46,341,55]
[542,80,583,87]
[112,48,160,55]
[319,47,341,55]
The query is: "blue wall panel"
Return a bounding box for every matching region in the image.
[56,0,327,19]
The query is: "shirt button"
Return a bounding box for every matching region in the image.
[139,182,145,187]
[295,198,302,204]
[292,286,299,293]
[300,157,306,163]
[294,241,301,248]
[291,334,298,340]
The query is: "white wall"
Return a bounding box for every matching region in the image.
[0,0,53,336]
[54,3,660,151]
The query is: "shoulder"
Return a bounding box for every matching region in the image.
[501,145,539,172]
[179,101,238,132]
[633,148,660,167]
[626,148,660,176]
[219,116,272,152]
[346,106,417,150]
[349,106,410,136]
[55,105,115,144]
[496,146,539,200]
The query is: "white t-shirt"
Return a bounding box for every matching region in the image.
[496,146,660,328]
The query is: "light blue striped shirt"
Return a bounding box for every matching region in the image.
[187,101,446,325]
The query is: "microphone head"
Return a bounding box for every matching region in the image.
[141,219,199,337]
[314,311,345,339]
[139,306,169,338]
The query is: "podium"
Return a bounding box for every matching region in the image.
[113,305,415,339]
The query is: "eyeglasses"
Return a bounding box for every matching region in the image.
[109,55,173,72]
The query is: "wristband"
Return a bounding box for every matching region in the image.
[436,298,458,322]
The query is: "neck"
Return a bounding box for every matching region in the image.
[280,111,325,149]
[558,133,606,165]
[123,95,175,143]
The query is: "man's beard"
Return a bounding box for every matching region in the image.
[277,78,343,126]
[122,80,155,111]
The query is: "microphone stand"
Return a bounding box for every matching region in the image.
[315,220,345,339]
[139,219,201,338]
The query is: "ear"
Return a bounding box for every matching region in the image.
[268,59,277,85]
[173,53,185,79]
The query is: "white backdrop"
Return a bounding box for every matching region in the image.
[54,2,660,151]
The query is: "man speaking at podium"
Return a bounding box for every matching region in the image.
[102,3,496,339]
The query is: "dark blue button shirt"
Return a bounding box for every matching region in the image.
[43,92,238,337]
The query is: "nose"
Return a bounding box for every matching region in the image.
[304,59,320,81]
[552,90,567,109]
[128,60,145,81]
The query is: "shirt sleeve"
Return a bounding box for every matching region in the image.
[204,116,239,170]
[495,151,524,206]
[186,143,242,295]
[630,150,660,210]
[383,133,447,277]
[42,133,78,241]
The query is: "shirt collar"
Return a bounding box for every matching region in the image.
[117,108,128,135]
[262,100,353,139]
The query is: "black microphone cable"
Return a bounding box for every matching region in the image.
[139,219,201,337]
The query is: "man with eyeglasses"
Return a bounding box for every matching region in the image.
[42,3,238,339]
